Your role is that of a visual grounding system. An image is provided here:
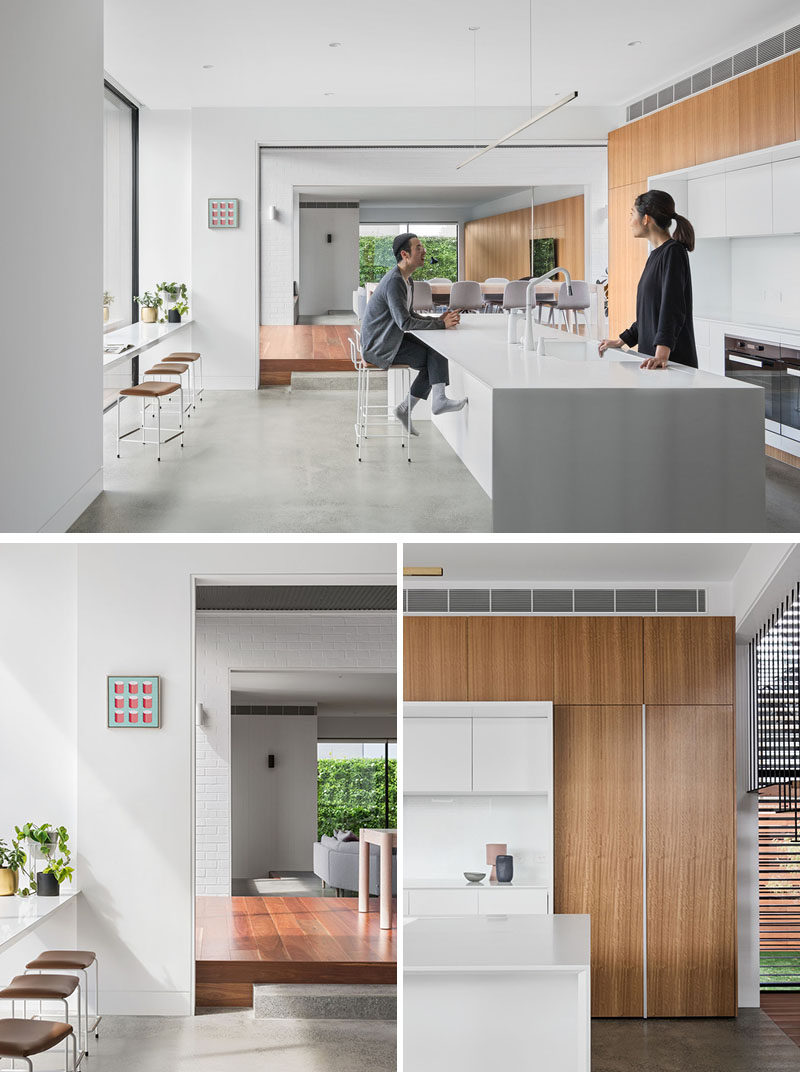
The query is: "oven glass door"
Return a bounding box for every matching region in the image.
[726,354,781,429]
[781,364,800,441]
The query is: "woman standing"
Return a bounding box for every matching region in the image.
[599,189,697,369]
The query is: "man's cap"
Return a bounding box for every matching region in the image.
[392,232,417,257]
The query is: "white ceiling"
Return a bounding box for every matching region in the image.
[404,543,758,583]
[105,0,799,111]
[230,670,396,716]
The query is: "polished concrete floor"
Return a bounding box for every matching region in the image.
[70,387,800,534]
[71,388,492,533]
[592,1009,800,1071]
[32,1011,395,1072]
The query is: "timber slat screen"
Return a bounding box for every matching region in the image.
[750,584,800,988]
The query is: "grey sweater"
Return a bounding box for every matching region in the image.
[360,267,444,368]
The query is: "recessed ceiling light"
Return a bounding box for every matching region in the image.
[323,91,334,96]
[328,41,342,47]
[627,40,642,47]
[468,25,480,30]
[202,64,214,69]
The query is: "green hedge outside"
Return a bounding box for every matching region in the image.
[359,235,458,286]
[317,758,397,839]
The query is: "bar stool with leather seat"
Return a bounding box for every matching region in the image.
[0,1017,77,1071]
[0,974,85,1061]
[116,381,184,461]
[24,951,100,1046]
[350,334,412,463]
[160,351,203,408]
[143,362,192,418]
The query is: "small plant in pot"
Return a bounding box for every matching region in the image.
[103,290,114,323]
[0,839,25,896]
[134,290,162,324]
[14,823,73,897]
[157,281,188,323]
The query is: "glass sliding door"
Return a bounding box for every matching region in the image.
[317,740,397,838]
[359,223,458,284]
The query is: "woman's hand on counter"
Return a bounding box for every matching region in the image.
[640,345,671,370]
[598,338,623,355]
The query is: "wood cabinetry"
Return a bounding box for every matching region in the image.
[403,617,468,701]
[646,705,736,1016]
[643,616,735,705]
[554,705,643,1017]
[692,80,739,164]
[554,616,642,704]
[737,58,795,156]
[468,616,553,701]
[608,183,647,338]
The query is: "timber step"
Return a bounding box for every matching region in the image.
[253,983,396,1020]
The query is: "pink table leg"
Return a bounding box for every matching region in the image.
[358,832,369,913]
[379,833,393,930]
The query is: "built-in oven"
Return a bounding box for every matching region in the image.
[724,336,783,433]
[780,345,800,442]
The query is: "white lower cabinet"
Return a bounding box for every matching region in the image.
[407,886,548,917]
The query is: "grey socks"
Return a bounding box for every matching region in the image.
[395,394,420,436]
[430,382,468,415]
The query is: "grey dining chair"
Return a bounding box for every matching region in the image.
[548,280,591,332]
[449,280,484,312]
[412,281,435,312]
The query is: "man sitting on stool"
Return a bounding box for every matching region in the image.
[360,232,467,435]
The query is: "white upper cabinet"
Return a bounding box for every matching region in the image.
[725,164,772,236]
[772,157,800,235]
[404,716,472,793]
[688,175,726,238]
[472,717,550,793]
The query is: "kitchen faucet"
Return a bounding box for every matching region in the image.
[523,268,573,351]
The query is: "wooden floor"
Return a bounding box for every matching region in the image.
[761,992,800,1047]
[259,325,356,386]
[196,895,396,1008]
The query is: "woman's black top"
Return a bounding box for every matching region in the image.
[619,238,697,368]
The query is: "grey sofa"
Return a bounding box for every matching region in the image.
[313,834,397,896]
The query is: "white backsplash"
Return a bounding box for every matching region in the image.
[404,794,550,880]
[729,235,800,330]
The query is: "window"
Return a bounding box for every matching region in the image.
[103,83,138,329]
[317,741,397,838]
[359,223,458,285]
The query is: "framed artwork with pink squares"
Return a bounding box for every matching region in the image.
[107,676,161,728]
[208,198,239,228]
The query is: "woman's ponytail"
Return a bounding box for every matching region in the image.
[634,189,695,252]
[672,212,695,252]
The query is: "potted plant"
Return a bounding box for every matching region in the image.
[134,290,162,324]
[157,281,188,324]
[0,839,25,896]
[103,291,114,323]
[14,823,73,897]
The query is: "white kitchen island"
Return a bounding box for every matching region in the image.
[405,913,590,1072]
[408,317,765,532]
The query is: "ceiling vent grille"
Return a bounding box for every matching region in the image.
[232,704,317,716]
[299,201,360,209]
[404,587,708,615]
[196,584,395,612]
[491,589,533,613]
[626,23,797,122]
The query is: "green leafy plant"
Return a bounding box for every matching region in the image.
[103,291,114,306]
[133,291,163,309]
[13,823,72,896]
[157,282,189,322]
[0,838,25,872]
[359,234,458,287]
[172,300,189,317]
[317,758,397,840]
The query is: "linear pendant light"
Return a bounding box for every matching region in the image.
[403,567,444,577]
[456,90,578,169]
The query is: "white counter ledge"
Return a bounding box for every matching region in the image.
[405,876,549,890]
[409,315,765,532]
[103,318,193,372]
[0,892,78,952]
[405,914,590,1072]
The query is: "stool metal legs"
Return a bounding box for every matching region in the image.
[116,389,185,461]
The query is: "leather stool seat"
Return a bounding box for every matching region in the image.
[0,974,79,1000]
[120,382,179,398]
[145,362,189,375]
[164,351,200,361]
[0,1018,73,1058]
[26,951,96,972]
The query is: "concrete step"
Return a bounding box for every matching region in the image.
[253,983,396,1020]
[290,371,386,391]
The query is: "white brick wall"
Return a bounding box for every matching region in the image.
[195,612,396,894]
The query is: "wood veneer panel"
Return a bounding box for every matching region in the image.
[464,207,531,281]
[467,616,553,701]
[628,114,659,184]
[738,56,795,155]
[656,99,695,173]
[692,80,739,165]
[646,705,736,1016]
[403,616,468,700]
[796,53,800,142]
[554,705,643,1017]
[643,617,734,705]
[608,182,648,338]
[554,617,642,704]
[608,124,632,189]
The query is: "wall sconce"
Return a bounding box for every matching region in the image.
[267,204,277,221]
[268,754,275,768]
[326,233,332,243]
[196,702,205,726]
